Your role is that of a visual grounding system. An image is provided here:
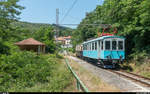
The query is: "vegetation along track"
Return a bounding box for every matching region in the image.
[107,69,150,87]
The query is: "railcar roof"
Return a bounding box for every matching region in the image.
[82,36,125,44]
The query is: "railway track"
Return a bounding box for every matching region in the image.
[69,55,150,91]
[75,56,150,88]
[107,69,150,87]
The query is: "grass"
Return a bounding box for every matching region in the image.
[67,56,120,92]
[121,60,150,78]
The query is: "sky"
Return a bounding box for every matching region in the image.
[18,0,104,28]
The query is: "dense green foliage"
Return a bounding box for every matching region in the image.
[0,0,24,54]
[72,0,150,58]
[33,27,56,53]
[0,51,72,91]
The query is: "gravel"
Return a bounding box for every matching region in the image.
[68,56,150,92]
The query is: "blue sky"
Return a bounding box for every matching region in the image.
[18,0,104,28]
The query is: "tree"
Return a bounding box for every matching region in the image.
[72,0,150,57]
[34,27,56,53]
[0,0,24,55]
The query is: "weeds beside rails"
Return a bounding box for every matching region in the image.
[65,58,89,92]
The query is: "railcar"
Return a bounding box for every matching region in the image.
[75,44,83,58]
[82,35,125,68]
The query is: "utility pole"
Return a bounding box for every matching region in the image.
[55,8,59,39]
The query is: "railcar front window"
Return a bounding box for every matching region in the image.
[105,41,110,50]
[118,41,123,50]
[112,41,117,50]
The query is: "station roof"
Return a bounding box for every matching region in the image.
[15,38,45,46]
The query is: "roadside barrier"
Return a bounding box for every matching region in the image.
[65,58,89,92]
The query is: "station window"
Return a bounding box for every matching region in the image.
[95,42,97,50]
[118,41,123,50]
[112,41,117,50]
[105,41,110,50]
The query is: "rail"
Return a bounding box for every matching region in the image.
[65,58,89,92]
[107,69,150,87]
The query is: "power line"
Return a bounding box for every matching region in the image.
[60,0,78,24]
[60,24,111,28]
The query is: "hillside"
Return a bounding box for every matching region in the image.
[11,21,74,37]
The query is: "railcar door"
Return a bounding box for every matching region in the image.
[98,40,101,58]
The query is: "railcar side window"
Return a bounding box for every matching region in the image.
[99,40,100,48]
[112,41,117,50]
[105,41,110,50]
[89,43,91,50]
[101,41,103,50]
[118,41,123,50]
[95,42,97,50]
[83,45,84,50]
[92,42,94,50]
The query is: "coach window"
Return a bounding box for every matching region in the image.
[89,43,90,50]
[95,42,97,50]
[101,41,103,50]
[118,41,123,50]
[105,41,110,50]
[86,44,88,50]
[98,40,100,50]
[82,45,84,50]
[112,40,117,50]
[92,42,94,50]
[90,42,92,51]
[88,43,89,50]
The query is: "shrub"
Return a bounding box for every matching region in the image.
[0,51,56,91]
[129,50,149,66]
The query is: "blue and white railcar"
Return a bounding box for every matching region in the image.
[82,36,125,68]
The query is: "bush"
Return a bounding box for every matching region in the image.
[0,51,70,91]
[129,51,149,66]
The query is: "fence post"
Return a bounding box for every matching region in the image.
[65,58,89,92]
[77,80,80,90]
